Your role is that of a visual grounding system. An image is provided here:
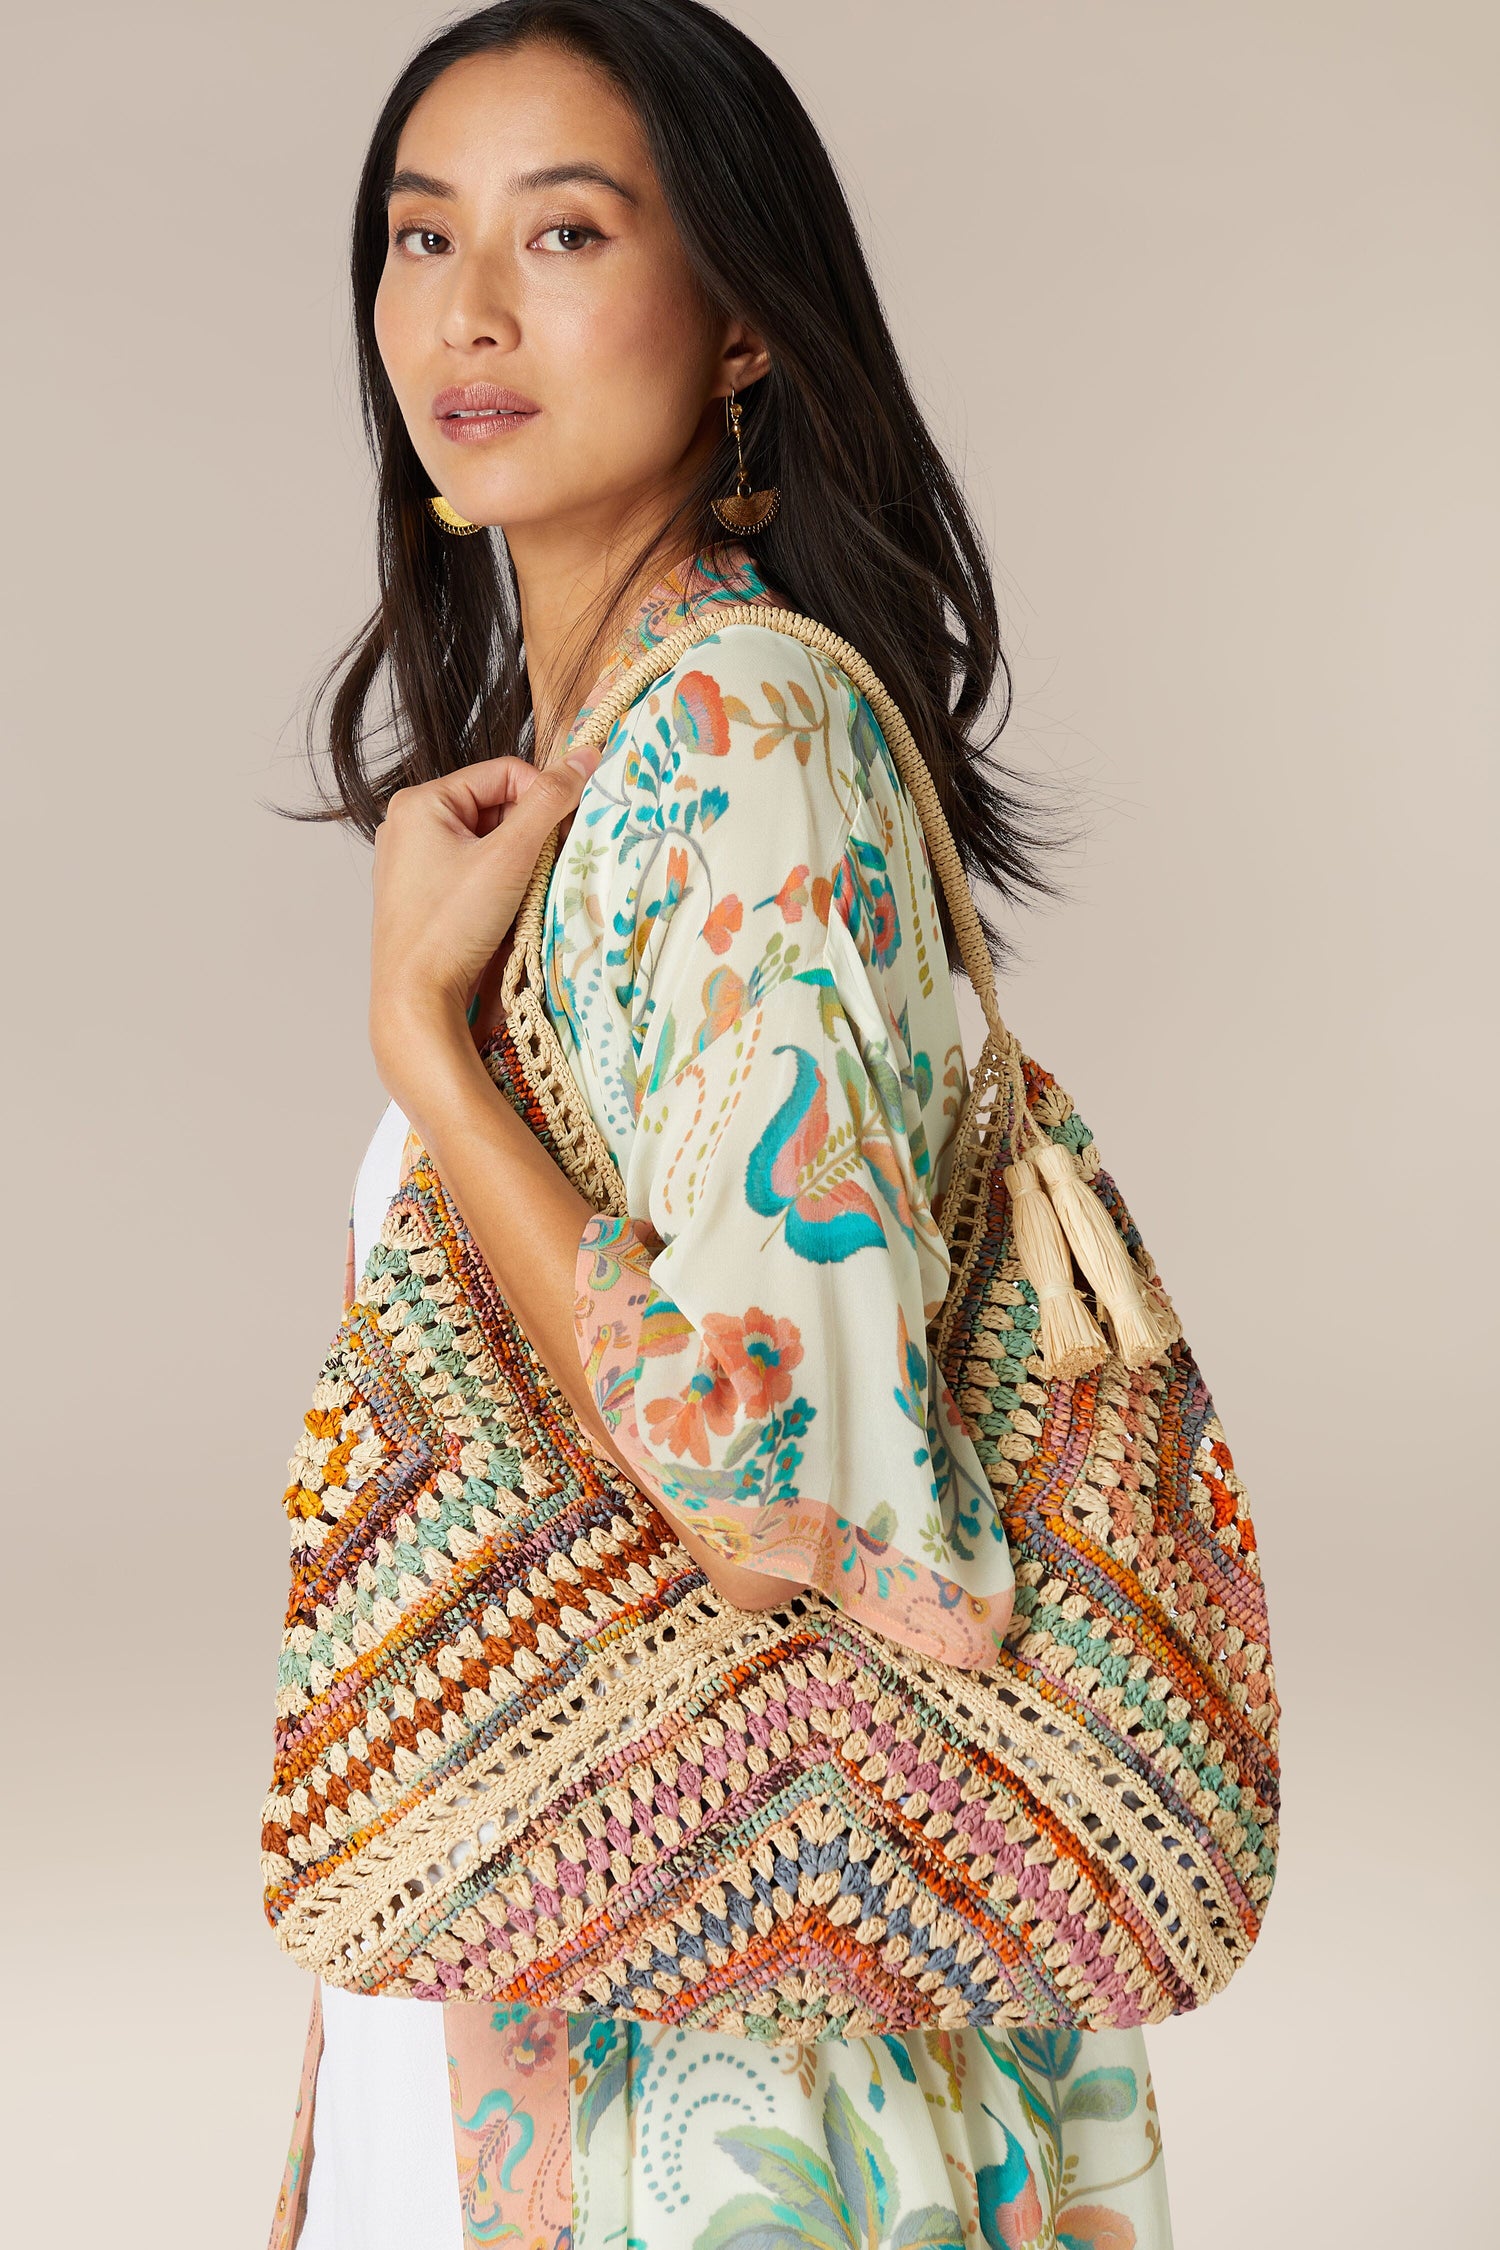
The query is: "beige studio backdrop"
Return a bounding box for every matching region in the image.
[3,2,1494,2242]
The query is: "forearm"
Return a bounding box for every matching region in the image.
[382,1000,801,1613]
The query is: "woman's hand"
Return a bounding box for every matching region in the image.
[368,745,601,1099]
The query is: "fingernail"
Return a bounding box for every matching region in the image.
[564,747,601,775]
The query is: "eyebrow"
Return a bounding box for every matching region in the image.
[385,169,454,204]
[512,161,636,203]
[384,161,637,206]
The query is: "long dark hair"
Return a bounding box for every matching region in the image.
[299,0,1053,964]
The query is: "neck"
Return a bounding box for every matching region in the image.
[508,490,703,761]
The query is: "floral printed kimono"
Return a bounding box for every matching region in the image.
[269,546,1173,2249]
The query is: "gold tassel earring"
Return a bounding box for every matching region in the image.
[427,494,484,536]
[710,389,780,534]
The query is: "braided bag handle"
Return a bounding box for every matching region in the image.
[497,604,1040,1224]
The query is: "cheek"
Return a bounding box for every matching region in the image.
[372,270,422,408]
[548,274,713,458]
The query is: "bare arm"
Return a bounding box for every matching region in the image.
[367,752,803,1615]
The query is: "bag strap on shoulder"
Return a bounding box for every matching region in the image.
[558,602,1027,1105]
[503,601,1178,1375]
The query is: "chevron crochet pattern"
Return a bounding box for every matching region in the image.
[261,609,1279,2043]
[261,1040,1278,2047]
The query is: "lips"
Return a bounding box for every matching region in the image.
[432,382,540,441]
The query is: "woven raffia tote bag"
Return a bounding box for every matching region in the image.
[261,605,1279,2043]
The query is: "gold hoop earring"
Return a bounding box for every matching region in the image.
[427,494,484,536]
[710,389,780,534]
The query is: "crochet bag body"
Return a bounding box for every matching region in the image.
[261,608,1279,2044]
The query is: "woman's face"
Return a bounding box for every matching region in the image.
[373,43,762,544]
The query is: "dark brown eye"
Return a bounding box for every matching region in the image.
[395,226,448,257]
[533,224,601,254]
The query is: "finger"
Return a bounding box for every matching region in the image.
[441,746,601,827]
[475,751,601,855]
[430,754,536,829]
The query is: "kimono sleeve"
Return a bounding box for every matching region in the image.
[568,623,1013,1670]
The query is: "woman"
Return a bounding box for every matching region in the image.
[270,3,1174,2244]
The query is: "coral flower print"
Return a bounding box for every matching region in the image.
[767,860,835,926]
[671,667,734,757]
[494,2007,564,2077]
[705,1303,804,1416]
[702,890,743,953]
[641,1374,734,1466]
[641,1306,802,1464]
[1057,2210,1139,2249]
[693,962,748,1046]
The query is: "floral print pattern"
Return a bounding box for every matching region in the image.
[447,2004,573,2248]
[550,569,1014,1667]
[566,2014,1169,2250]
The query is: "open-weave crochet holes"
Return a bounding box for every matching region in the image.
[261,611,1279,2043]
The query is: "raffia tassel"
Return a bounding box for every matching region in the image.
[1002,1154,1109,1381]
[1029,1140,1180,1371]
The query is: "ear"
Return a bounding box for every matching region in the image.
[713,319,772,398]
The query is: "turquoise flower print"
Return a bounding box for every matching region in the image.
[571,2016,645,2157]
[833,835,900,969]
[975,2119,1045,2249]
[744,1043,888,1263]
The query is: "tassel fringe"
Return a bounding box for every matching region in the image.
[1002,1155,1109,1380]
[1030,1140,1180,1371]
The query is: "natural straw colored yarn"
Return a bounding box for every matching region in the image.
[1029,1139,1182,1370]
[260,604,1279,2045]
[1001,1154,1109,1378]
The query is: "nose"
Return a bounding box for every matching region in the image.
[436,246,521,355]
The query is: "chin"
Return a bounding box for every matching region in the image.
[448,478,574,533]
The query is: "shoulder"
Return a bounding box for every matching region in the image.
[604,615,900,815]
[578,621,879,992]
